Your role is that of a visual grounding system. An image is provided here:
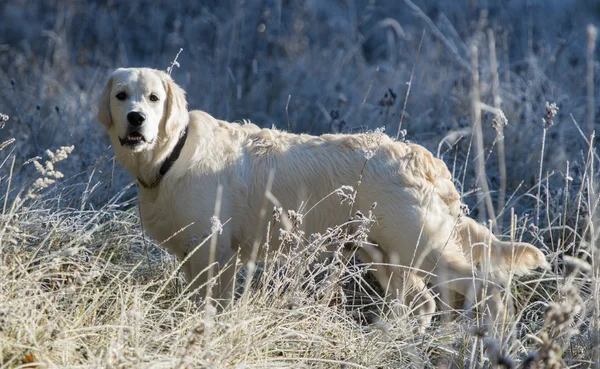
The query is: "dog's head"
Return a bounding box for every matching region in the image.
[97,68,188,153]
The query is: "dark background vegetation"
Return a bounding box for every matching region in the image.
[1,0,599,230]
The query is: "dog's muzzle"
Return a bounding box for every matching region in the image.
[119,131,147,147]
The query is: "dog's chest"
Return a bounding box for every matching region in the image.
[138,179,225,258]
[138,189,194,258]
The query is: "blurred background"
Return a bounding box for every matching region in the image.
[0,0,599,233]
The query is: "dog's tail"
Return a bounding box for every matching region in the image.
[406,144,548,275]
[459,217,549,276]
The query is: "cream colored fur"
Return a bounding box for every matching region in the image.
[98,68,548,328]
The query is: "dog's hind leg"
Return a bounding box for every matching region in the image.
[368,224,501,323]
[358,246,436,332]
[417,245,504,321]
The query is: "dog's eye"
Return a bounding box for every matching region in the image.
[116,92,127,100]
[149,94,159,102]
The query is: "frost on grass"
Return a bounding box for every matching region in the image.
[210,215,223,235]
[0,135,598,368]
[543,102,559,129]
[2,171,597,368]
[0,190,421,367]
[26,145,74,199]
[335,185,355,205]
[0,113,9,128]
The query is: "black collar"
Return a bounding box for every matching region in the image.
[138,125,189,189]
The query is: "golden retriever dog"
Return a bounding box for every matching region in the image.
[98,67,548,329]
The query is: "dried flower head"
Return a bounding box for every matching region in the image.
[0,112,9,128]
[210,216,223,235]
[272,207,282,223]
[543,102,559,129]
[397,129,407,141]
[26,145,74,199]
[363,127,386,160]
[527,284,583,369]
[492,110,508,132]
[336,185,355,205]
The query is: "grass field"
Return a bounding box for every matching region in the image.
[1,0,599,367]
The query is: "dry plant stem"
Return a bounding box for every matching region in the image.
[0,157,16,258]
[545,173,554,249]
[81,153,105,211]
[167,48,183,75]
[500,211,519,345]
[461,128,475,201]
[106,156,116,204]
[471,44,486,222]
[488,29,507,229]
[480,220,494,327]
[203,185,223,358]
[49,107,64,149]
[536,127,547,227]
[468,337,477,369]
[587,25,596,137]
[569,114,600,162]
[397,29,425,139]
[562,161,570,253]
[286,94,292,132]
[349,129,384,216]
[572,133,592,256]
[206,185,223,302]
[586,132,599,364]
[470,43,496,226]
[2,156,15,217]
[502,31,510,95]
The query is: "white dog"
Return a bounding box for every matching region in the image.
[98,68,547,328]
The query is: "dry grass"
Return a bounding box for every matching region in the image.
[0,112,598,368]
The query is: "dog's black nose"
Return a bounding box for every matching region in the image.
[127,111,146,126]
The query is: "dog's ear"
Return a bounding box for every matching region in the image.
[97,75,113,129]
[163,74,189,139]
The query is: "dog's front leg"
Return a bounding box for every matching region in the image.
[183,228,238,309]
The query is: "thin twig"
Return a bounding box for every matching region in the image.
[587,25,596,137]
[488,29,507,229]
[536,127,547,227]
[286,94,292,132]
[471,42,497,227]
[3,156,15,217]
[167,48,184,75]
[397,29,425,139]
[537,102,558,226]
[206,185,223,302]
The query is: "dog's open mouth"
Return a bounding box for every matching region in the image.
[119,131,147,147]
